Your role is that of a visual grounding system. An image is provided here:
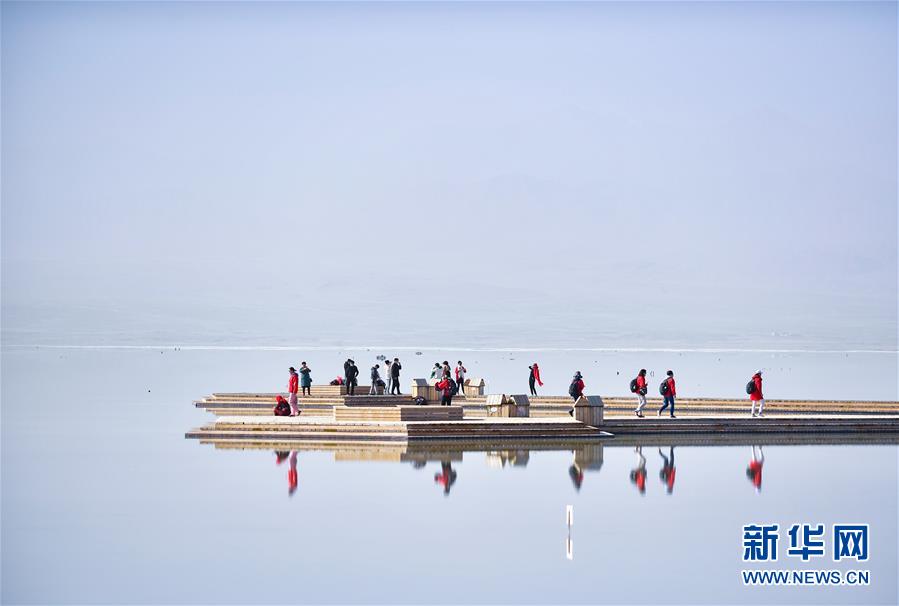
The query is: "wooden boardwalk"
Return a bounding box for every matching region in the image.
[185,391,899,447]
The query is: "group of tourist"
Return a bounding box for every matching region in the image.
[430,360,467,406]
[368,358,403,395]
[282,359,766,418]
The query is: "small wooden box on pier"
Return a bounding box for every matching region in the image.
[485,394,530,418]
[574,395,604,427]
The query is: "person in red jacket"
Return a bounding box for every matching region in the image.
[287,367,299,416]
[529,363,544,396]
[658,370,676,418]
[435,377,454,406]
[634,368,648,417]
[746,446,764,493]
[569,371,585,402]
[749,371,765,417]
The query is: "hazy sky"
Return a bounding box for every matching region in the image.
[2,1,896,349]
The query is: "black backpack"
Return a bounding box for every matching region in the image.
[569,380,579,397]
[414,396,427,406]
[746,380,756,394]
[659,380,670,396]
[447,378,458,396]
[630,378,639,393]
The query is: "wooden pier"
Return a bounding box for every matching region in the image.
[185,390,899,447]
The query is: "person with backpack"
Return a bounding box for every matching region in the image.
[658,370,676,417]
[748,371,765,417]
[631,368,648,417]
[528,363,543,396]
[287,367,300,416]
[569,371,585,402]
[299,361,312,397]
[345,360,359,395]
[435,375,457,406]
[390,358,402,394]
[455,361,467,395]
[370,364,382,395]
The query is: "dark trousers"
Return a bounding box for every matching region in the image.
[391,378,400,395]
[458,379,465,395]
[529,377,537,396]
[302,386,310,396]
[441,395,453,406]
[660,395,675,416]
[346,378,356,395]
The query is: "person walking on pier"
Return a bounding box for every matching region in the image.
[569,371,585,402]
[384,360,393,395]
[299,362,312,397]
[633,369,648,417]
[748,371,765,417]
[345,360,359,395]
[658,446,676,494]
[391,358,402,395]
[746,446,764,492]
[658,370,676,418]
[455,361,467,395]
[370,364,382,395]
[528,363,543,396]
[435,376,456,406]
[287,367,300,416]
[430,363,442,380]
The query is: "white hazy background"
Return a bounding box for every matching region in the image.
[2,1,896,350]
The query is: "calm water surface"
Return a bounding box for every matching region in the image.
[2,348,896,604]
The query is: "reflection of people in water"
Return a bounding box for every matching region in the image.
[275,451,299,497]
[434,461,457,495]
[288,452,298,497]
[629,447,647,495]
[658,446,676,494]
[746,446,764,493]
[569,464,584,491]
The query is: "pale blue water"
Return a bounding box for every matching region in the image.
[1,347,896,604]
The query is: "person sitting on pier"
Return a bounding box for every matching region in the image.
[273,395,292,416]
[748,371,765,417]
[299,362,312,397]
[370,364,382,395]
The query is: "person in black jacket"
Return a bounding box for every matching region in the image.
[390,358,402,394]
[345,359,358,395]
